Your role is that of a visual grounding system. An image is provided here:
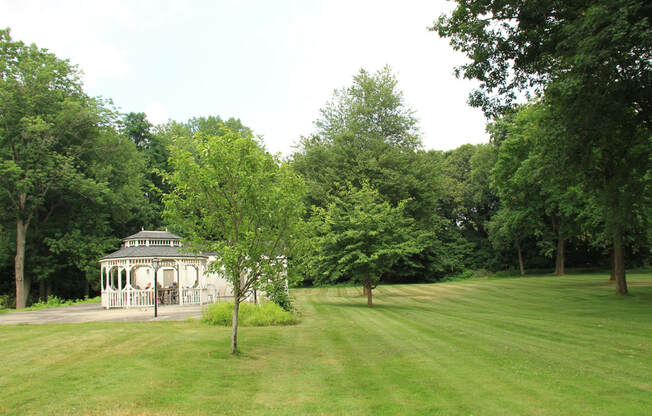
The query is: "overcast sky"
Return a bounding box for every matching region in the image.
[0,0,489,155]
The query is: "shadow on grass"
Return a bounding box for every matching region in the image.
[315,301,426,311]
[556,278,652,290]
[209,350,265,361]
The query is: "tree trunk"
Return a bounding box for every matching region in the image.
[555,237,565,275]
[609,251,616,281]
[45,280,51,301]
[84,278,90,298]
[613,229,627,295]
[231,299,240,354]
[15,219,30,309]
[363,278,372,307]
[516,241,525,276]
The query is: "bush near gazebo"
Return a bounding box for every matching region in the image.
[201,301,299,327]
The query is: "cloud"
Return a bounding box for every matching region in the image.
[77,44,130,89]
[268,0,488,154]
[0,0,131,90]
[145,102,168,126]
[1,0,490,156]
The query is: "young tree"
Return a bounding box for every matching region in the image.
[163,128,305,354]
[304,183,424,306]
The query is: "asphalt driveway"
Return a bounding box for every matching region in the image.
[0,302,204,325]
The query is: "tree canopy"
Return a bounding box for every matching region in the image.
[433,0,652,294]
[163,128,305,352]
[303,183,423,306]
[0,29,145,307]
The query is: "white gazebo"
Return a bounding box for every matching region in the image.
[99,230,233,309]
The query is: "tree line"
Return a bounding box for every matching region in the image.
[1,0,650,309]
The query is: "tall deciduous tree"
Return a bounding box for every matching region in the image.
[490,103,583,275]
[163,128,305,354]
[0,29,124,307]
[433,1,652,294]
[488,206,538,276]
[292,67,461,284]
[316,66,420,150]
[121,112,171,229]
[440,144,500,270]
[43,128,146,297]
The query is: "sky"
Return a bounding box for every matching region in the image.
[0,0,489,155]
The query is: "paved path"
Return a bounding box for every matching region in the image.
[0,303,204,325]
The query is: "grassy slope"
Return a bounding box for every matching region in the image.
[0,273,650,415]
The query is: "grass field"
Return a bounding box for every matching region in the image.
[1,273,651,415]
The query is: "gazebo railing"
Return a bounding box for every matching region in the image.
[103,288,155,308]
[181,288,202,305]
[102,287,222,309]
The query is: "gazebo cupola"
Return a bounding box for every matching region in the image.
[122,229,183,248]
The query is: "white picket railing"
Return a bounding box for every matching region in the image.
[102,287,221,309]
[181,288,202,305]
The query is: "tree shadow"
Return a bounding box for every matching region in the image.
[315,301,424,311]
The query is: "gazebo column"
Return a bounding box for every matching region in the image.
[179,265,184,306]
[126,267,131,308]
[118,266,124,308]
[125,264,134,290]
[174,262,180,287]
[198,264,206,304]
[100,267,105,308]
[175,262,181,306]
[198,262,206,303]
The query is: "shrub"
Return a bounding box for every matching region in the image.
[473,269,490,279]
[443,269,475,282]
[27,296,100,309]
[0,295,100,312]
[201,301,300,327]
[0,294,14,310]
[264,280,295,312]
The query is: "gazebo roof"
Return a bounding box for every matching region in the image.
[100,246,208,260]
[124,230,181,240]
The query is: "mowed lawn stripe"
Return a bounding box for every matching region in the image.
[319,275,651,414]
[367,291,564,414]
[380,274,649,412]
[308,291,471,415]
[312,285,551,414]
[377,297,628,413]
